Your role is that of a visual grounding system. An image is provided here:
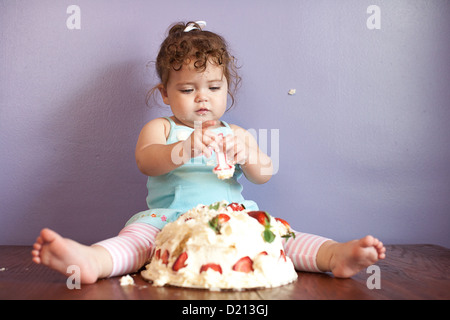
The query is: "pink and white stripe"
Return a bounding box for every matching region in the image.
[283,231,330,272]
[95,223,160,277]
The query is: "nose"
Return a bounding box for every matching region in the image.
[195,90,208,103]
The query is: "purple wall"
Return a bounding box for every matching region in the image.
[1,0,449,247]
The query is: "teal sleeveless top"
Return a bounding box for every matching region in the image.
[125,117,258,229]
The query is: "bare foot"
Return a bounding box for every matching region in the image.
[31,228,112,284]
[318,235,386,278]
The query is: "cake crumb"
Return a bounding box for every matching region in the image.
[288,89,296,95]
[119,274,135,286]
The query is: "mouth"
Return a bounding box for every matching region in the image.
[195,108,210,116]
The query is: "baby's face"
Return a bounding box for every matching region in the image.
[160,60,228,128]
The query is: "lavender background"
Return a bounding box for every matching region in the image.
[1,0,449,247]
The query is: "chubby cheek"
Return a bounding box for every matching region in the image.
[171,97,195,119]
[183,98,197,113]
[221,89,229,106]
[216,98,228,115]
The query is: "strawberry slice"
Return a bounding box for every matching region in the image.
[209,214,230,234]
[248,211,276,243]
[199,263,223,274]
[232,256,254,273]
[172,252,188,271]
[247,211,270,226]
[154,249,161,260]
[227,203,245,211]
[280,249,287,262]
[217,213,230,223]
[275,217,291,229]
[161,250,170,265]
[275,217,296,240]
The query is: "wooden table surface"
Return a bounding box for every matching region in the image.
[0,244,449,300]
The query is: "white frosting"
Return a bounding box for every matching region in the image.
[213,166,235,180]
[141,201,298,290]
[119,274,135,286]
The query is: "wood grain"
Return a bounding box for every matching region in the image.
[0,244,449,300]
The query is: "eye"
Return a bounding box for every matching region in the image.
[209,86,221,91]
[180,89,194,94]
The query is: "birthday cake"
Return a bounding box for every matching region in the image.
[141,201,298,290]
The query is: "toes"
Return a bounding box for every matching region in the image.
[360,235,375,247]
[373,238,382,248]
[378,244,386,259]
[33,242,41,250]
[31,254,41,264]
[40,228,60,243]
[360,235,386,252]
[31,249,39,257]
[372,237,379,246]
[35,235,43,245]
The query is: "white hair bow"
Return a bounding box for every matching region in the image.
[184,21,206,32]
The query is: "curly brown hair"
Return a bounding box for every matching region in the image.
[147,21,241,109]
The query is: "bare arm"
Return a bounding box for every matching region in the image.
[135,118,220,177]
[135,118,179,176]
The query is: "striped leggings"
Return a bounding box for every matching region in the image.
[95,223,330,277]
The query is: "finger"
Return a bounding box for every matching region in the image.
[223,133,233,142]
[202,133,220,150]
[202,130,219,142]
[235,149,247,165]
[202,145,214,158]
[219,135,234,151]
[201,120,218,129]
[234,137,250,164]
[224,135,237,158]
[191,129,215,149]
[206,131,224,153]
[200,132,217,158]
[191,134,218,157]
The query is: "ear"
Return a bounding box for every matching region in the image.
[158,84,170,105]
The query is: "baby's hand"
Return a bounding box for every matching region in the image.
[222,130,253,166]
[183,120,219,159]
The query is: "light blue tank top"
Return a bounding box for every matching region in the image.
[125,117,258,229]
